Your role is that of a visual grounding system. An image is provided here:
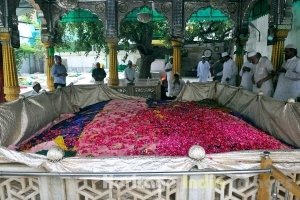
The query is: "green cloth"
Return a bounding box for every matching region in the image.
[123,6,165,22]
[249,0,269,21]
[189,7,228,22]
[61,9,99,23]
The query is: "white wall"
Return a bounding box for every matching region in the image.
[57,51,141,73]
[246,2,300,59]
[246,14,272,59]
[285,2,300,51]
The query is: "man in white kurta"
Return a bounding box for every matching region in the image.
[171,73,185,97]
[239,61,254,91]
[165,57,173,96]
[221,52,237,86]
[21,82,43,98]
[124,60,136,84]
[197,56,211,83]
[248,52,274,97]
[273,44,300,101]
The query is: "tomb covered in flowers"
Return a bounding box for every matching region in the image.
[0,82,299,199]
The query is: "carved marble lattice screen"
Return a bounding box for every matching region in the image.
[0,173,299,199]
[0,177,40,200]
[67,178,178,200]
[215,172,300,200]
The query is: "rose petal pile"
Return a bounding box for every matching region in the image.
[75,100,289,157]
[17,101,108,152]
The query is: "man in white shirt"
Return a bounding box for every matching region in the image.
[220,52,237,86]
[239,59,254,91]
[247,51,275,97]
[124,60,136,85]
[197,56,211,83]
[21,81,42,98]
[171,73,185,97]
[273,44,300,101]
[165,57,173,96]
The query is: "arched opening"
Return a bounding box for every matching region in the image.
[52,9,106,74]
[119,6,171,78]
[15,1,47,93]
[185,7,234,45]
[181,6,234,77]
[54,9,105,56]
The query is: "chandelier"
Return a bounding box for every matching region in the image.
[57,0,78,9]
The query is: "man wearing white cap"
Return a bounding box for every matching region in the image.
[273,44,300,101]
[21,81,42,98]
[220,52,237,86]
[124,60,136,85]
[247,51,274,96]
[239,57,254,91]
[197,56,211,83]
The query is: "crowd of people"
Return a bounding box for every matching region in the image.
[194,44,300,101]
[21,43,299,102]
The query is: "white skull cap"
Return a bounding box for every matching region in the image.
[247,51,257,57]
[285,44,297,50]
[221,52,229,57]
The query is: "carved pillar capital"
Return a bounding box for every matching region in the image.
[274,29,289,41]
[271,29,290,71]
[0,32,11,43]
[171,38,183,48]
[1,32,20,101]
[106,38,118,47]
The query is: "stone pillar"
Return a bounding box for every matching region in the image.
[171,39,183,75]
[0,43,4,103]
[43,42,55,91]
[0,32,20,101]
[235,51,243,86]
[106,38,119,86]
[235,36,247,85]
[235,47,244,72]
[271,29,289,71]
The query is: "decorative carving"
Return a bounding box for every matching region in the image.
[161,2,172,13]
[74,179,178,199]
[185,3,196,13]
[209,0,225,7]
[227,3,237,14]
[57,0,78,9]
[0,9,4,27]
[0,177,40,199]
[118,2,128,13]
[111,86,129,95]
[95,3,105,13]
[215,175,259,199]
[133,86,157,99]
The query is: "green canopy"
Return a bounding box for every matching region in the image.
[188,7,228,22]
[60,9,99,23]
[249,0,269,21]
[123,6,166,22]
